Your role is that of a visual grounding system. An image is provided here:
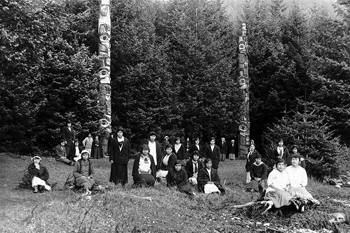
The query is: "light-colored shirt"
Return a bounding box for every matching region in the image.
[148,141,157,166]
[266,169,289,193]
[139,155,151,173]
[285,165,308,188]
[210,145,215,151]
[174,144,181,153]
[82,137,93,149]
[207,168,211,181]
[162,154,171,166]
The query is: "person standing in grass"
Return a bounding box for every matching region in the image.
[166,160,195,197]
[273,139,290,165]
[28,156,51,193]
[197,158,225,194]
[189,137,204,160]
[132,145,156,187]
[91,135,102,159]
[228,139,236,160]
[205,137,221,170]
[219,137,227,162]
[173,137,187,161]
[82,133,93,156]
[147,131,162,170]
[73,150,95,196]
[109,127,131,186]
[62,120,76,160]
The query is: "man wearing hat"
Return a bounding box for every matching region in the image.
[147,131,162,170]
[62,120,76,160]
[109,127,131,186]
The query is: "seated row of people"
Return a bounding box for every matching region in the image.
[246,152,318,211]
[28,144,226,196]
[133,145,225,195]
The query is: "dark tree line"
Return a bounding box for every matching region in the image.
[1,0,350,178]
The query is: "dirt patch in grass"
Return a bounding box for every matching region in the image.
[0,153,349,232]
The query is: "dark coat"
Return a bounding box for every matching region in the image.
[245,150,261,172]
[28,163,49,181]
[250,162,268,180]
[185,159,204,178]
[197,168,223,192]
[228,142,236,154]
[62,126,75,147]
[189,144,203,158]
[132,153,156,183]
[109,137,131,164]
[166,168,189,188]
[160,153,177,171]
[273,146,290,163]
[219,141,228,154]
[205,144,221,169]
[173,144,187,160]
[54,144,67,159]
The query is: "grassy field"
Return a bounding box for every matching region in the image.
[0,153,350,233]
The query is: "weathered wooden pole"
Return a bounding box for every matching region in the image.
[98,0,112,146]
[237,23,250,158]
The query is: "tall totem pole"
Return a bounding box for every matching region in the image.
[237,23,250,158]
[98,0,112,150]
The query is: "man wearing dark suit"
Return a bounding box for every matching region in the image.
[147,131,163,170]
[204,137,221,169]
[62,121,76,160]
[219,137,227,161]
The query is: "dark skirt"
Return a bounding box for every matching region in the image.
[136,174,155,186]
[212,159,219,169]
[92,146,102,159]
[110,163,128,184]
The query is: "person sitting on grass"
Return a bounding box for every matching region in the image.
[54,140,75,166]
[28,156,51,193]
[264,158,293,209]
[197,158,225,194]
[166,160,195,197]
[156,144,177,182]
[73,150,95,196]
[185,150,204,185]
[246,153,268,197]
[245,144,261,184]
[132,145,156,187]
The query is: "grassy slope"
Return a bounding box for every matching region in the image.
[0,153,349,233]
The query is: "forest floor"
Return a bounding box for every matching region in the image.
[0,153,350,233]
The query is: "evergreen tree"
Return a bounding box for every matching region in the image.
[263,100,346,179]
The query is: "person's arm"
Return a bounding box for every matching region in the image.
[167,154,177,170]
[177,170,189,187]
[89,161,95,178]
[250,164,256,180]
[28,164,39,177]
[40,166,49,181]
[73,162,82,178]
[262,164,268,180]
[212,170,221,186]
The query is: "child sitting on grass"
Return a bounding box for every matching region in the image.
[166,160,195,197]
[28,156,51,193]
[73,150,95,196]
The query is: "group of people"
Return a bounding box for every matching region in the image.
[29,126,231,196]
[245,139,317,211]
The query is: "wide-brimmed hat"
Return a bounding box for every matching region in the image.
[81,150,90,156]
[31,155,42,161]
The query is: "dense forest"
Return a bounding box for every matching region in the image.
[1,0,350,178]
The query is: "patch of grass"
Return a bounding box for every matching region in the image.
[0,154,349,232]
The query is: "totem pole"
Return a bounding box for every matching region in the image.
[98,0,112,155]
[237,23,250,158]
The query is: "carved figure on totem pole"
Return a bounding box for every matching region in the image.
[237,23,250,158]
